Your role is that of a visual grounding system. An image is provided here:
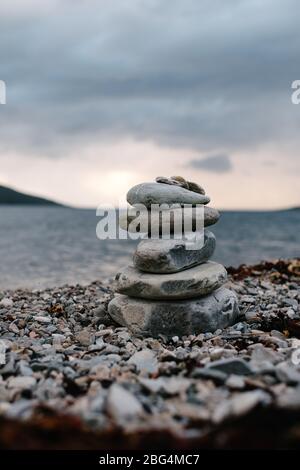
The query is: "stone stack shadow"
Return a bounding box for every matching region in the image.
[108,176,239,337]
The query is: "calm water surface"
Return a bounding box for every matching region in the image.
[0,206,299,289]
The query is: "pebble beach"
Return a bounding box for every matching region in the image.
[0,258,299,449]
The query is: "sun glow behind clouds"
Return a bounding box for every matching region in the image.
[0,136,299,210]
[84,170,138,207]
[0,0,299,209]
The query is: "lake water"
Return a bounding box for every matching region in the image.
[0,206,299,289]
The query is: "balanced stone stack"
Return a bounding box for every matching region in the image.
[108,176,239,337]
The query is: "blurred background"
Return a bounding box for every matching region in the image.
[0,0,299,289]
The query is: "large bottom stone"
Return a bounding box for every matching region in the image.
[116,261,227,300]
[108,287,240,337]
[133,230,216,273]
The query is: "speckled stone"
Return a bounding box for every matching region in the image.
[127,182,210,208]
[108,287,240,338]
[156,176,206,195]
[133,230,216,273]
[115,261,227,300]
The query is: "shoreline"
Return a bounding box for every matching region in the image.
[0,258,299,449]
[1,257,298,294]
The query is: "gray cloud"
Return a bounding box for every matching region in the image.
[0,0,299,160]
[188,154,232,173]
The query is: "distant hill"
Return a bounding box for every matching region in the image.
[279,206,300,212]
[0,185,61,206]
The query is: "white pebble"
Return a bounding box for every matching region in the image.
[0,298,13,308]
[35,316,51,324]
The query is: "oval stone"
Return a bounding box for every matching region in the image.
[119,206,220,233]
[108,288,240,337]
[127,182,210,208]
[133,230,216,273]
[115,261,227,299]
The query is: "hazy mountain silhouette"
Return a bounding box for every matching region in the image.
[0,185,61,205]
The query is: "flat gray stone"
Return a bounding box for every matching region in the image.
[127,182,210,208]
[119,206,220,234]
[133,230,216,273]
[207,358,253,376]
[116,261,227,299]
[191,368,227,384]
[108,287,240,337]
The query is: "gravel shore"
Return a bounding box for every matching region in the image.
[0,259,299,449]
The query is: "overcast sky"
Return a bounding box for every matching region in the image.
[0,0,299,209]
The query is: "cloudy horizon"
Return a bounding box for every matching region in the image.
[0,0,299,210]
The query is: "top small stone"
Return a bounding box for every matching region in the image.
[186,181,205,195]
[156,176,205,195]
[156,176,188,189]
[127,182,210,208]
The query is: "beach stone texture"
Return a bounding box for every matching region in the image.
[133,230,216,273]
[127,182,210,208]
[115,261,227,300]
[156,176,205,195]
[155,176,189,189]
[108,287,240,337]
[119,206,220,234]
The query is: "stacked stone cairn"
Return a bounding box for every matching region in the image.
[108,176,239,337]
